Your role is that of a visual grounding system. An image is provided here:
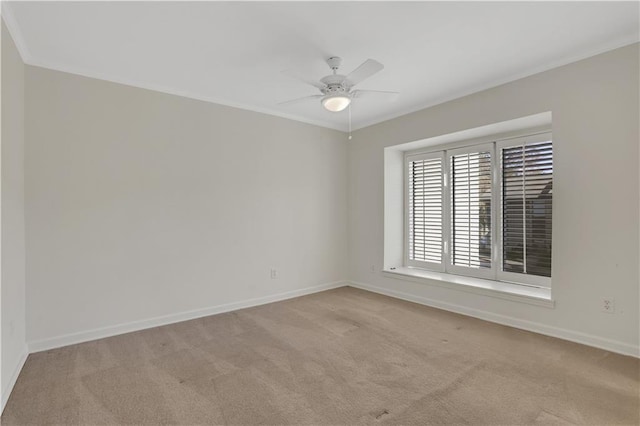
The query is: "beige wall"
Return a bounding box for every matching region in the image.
[8,26,640,362]
[25,66,348,345]
[349,43,640,355]
[1,21,27,408]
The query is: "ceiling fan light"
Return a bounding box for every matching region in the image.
[322,95,351,112]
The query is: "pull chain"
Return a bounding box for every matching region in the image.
[348,103,352,140]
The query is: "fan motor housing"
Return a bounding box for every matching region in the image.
[320,74,346,85]
[321,83,349,96]
[320,73,350,96]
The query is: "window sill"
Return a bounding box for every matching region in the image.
[381,267,554,308]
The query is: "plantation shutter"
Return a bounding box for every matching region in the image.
[407,154,443,267]
[449,148,493,273]
[502,140,553,278]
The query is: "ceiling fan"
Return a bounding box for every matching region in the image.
[279,57,399,112]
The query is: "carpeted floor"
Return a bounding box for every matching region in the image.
[2,287,639,425]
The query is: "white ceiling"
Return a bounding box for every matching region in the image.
[4,1,639,132]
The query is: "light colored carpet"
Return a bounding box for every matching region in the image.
[2,287,638,425]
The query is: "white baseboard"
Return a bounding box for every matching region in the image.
[1,346,28,414]
[24,277,640,358]
[347,280,640,358]
[28,280,347,353]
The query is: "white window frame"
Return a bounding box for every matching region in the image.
[404,151,445,272]
[445,143,496,281]
[403,131,552,288]
[496,132,552,288]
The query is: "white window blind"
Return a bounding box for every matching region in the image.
[408,155,443,266]
[450,150,493,270]
[404,131,552,288]
[501,140,553,278]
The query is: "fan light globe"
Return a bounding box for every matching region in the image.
[322,95,351,112]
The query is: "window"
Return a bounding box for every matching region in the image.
[498,134,553,286]
[407,152,444,270]
[405,132,552,287]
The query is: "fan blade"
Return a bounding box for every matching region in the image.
[344,59,384,87]
[281,69,326,90]
[351,90,399,101]
[278,94,323,106]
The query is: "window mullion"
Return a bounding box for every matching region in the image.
[443,152,450,273]
[492,143,499,281]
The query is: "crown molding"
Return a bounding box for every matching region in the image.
[351,35,640,132]
[3,0,638,134]
[2,0,348,133]
[26,57,350,133]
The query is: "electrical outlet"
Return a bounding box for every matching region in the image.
[270,268,278,279]
[370,264,376,273]
[602,298,615,314]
